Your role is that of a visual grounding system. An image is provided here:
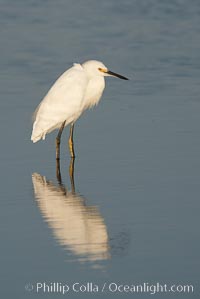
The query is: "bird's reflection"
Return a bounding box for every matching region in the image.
[32,159,110,263]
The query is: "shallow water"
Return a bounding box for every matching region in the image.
[1,0,200,298]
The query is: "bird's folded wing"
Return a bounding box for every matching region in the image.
[31,65,88,142]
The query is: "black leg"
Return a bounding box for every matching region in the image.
[56,158,62,184]
[56,121,66,160]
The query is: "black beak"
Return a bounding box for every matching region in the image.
[107,70,129,80]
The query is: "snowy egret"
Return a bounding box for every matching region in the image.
[31,60,128,159]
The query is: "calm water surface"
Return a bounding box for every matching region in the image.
[1,0,200,298]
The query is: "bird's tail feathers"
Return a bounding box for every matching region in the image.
[31,132,46,143]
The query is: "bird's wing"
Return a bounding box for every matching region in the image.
[31,64,88,142]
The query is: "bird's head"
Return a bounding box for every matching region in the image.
[82,60,128,80]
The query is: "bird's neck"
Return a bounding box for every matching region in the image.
[83,76,105,109]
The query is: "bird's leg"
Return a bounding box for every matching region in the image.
[56,157,62,184]
[69,157,75,194]
[56,156,67,194]
[56,121,66,160]
[68,123,75,158]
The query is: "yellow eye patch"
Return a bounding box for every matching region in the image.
[98,68,107,73]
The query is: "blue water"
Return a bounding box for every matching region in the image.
[1,0,200,298]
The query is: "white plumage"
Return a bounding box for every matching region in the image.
[31,59,128,157]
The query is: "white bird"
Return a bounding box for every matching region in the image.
[31,60,128,159]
